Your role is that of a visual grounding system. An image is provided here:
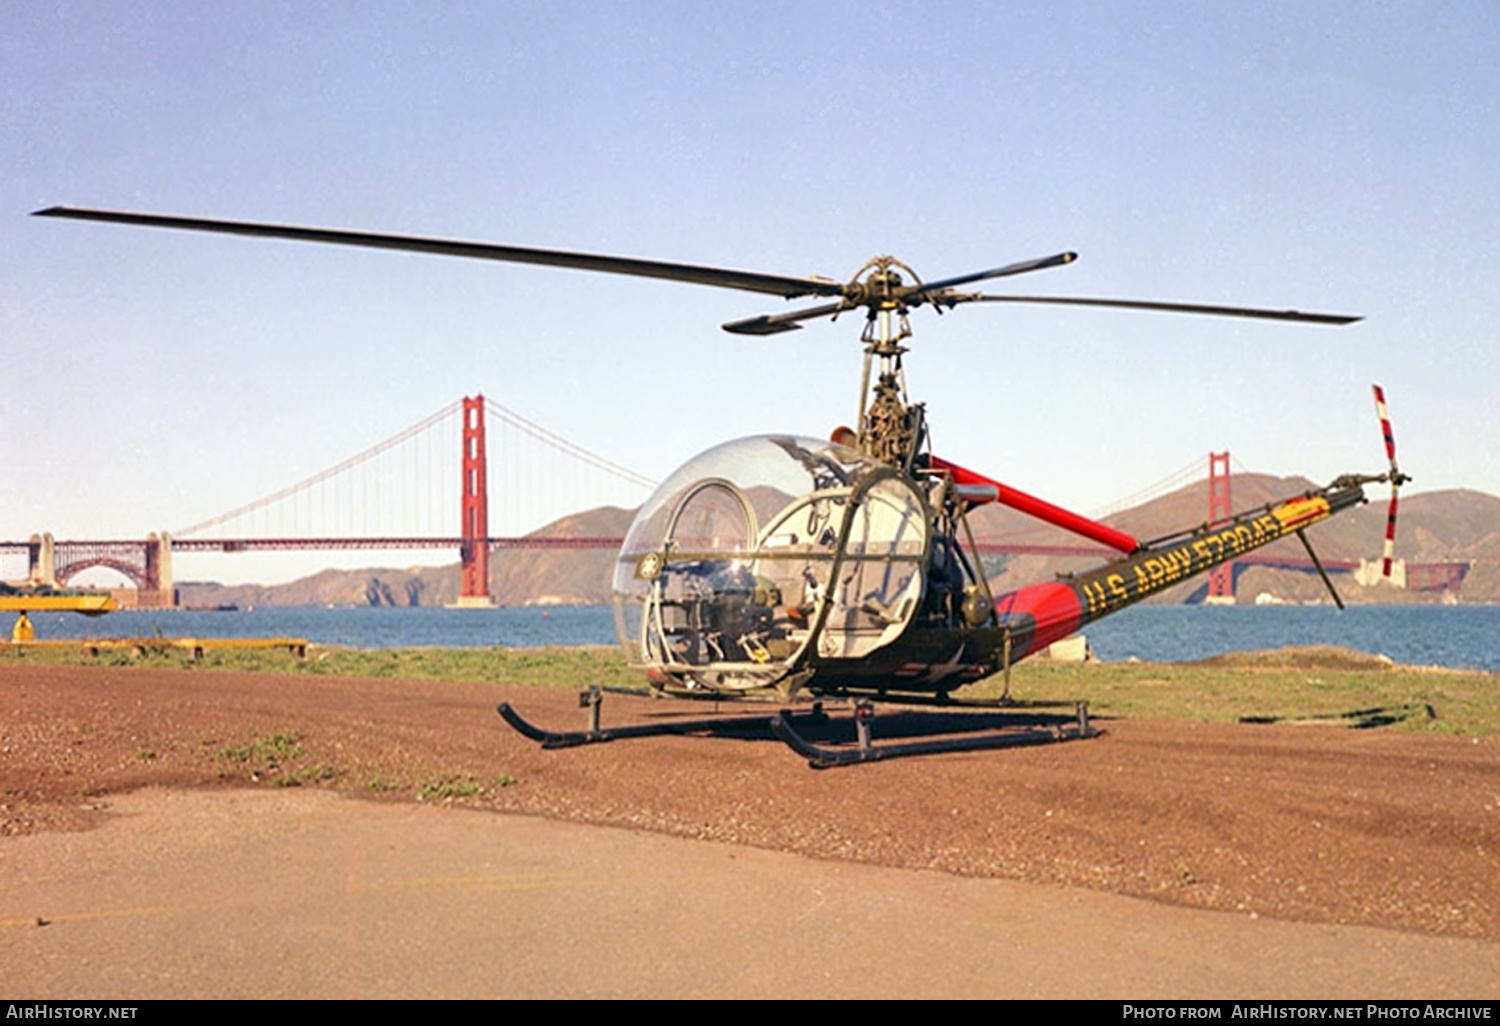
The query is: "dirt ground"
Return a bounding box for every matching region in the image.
[2,662,1498,947]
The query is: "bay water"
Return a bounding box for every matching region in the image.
[15,603,1499,673]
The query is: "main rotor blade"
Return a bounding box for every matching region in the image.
[32,206,848,301]
[721,301,851,335]
[958,293,1362,325]
[913,252,1077,295]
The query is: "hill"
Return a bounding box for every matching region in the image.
[176,506,634,609]
[971,475,1500,604]
[177,479,1500,608]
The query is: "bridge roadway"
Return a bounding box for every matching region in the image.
[5,531,1362,610]
[5,536,1355,559]
[2,534,1357,569]
[0,536,624,554]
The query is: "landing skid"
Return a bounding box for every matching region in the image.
[499,687,1099,768]
[773,698,1097,770]
[497,686,829,749]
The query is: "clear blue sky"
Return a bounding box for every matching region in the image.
[3,1,1496,585]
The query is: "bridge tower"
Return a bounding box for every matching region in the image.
[142,532,175,608]
[1205,451,1234,603]
[27,533,57,588]
[455,395,494,607]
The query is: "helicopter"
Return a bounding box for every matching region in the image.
[33,206,1408,766]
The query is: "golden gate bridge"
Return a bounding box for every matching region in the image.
[8,396,1442,607]
[1,395,663,607]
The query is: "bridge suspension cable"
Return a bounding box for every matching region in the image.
[174,396,657,544]
[484,398,655,490]
[175,401,464,537]
[1085,454,1210,520]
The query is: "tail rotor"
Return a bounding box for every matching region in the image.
[1371,384,1411,578]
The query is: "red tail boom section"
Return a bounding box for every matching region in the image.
[929,455,1140,554]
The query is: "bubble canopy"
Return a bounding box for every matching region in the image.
[612,435,932,692]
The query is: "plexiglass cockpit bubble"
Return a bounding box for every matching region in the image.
[613,434,930,693]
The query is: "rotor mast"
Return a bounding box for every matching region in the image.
[852,257,925,468]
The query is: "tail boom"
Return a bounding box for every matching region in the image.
[989,482,1366,661]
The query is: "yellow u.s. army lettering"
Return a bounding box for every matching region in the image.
[1068,498,1334,623]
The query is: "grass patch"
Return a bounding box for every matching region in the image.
[216,732,305,764]
[295,645,639,689]
[212,731,347,788]
[417,774,517,801]
[9,636,1494,736]
[197,643,638,688]
[275,762,338,787]
[970,656,1498,736]
[2,639,641,690]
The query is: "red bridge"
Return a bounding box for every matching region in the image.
[1,395,658,607]
[0,400,1466,605]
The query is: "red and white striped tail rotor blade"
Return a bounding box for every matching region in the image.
[1373,384,1398,465]
[1382,487,1400,578]
[1372,383,1402,579]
